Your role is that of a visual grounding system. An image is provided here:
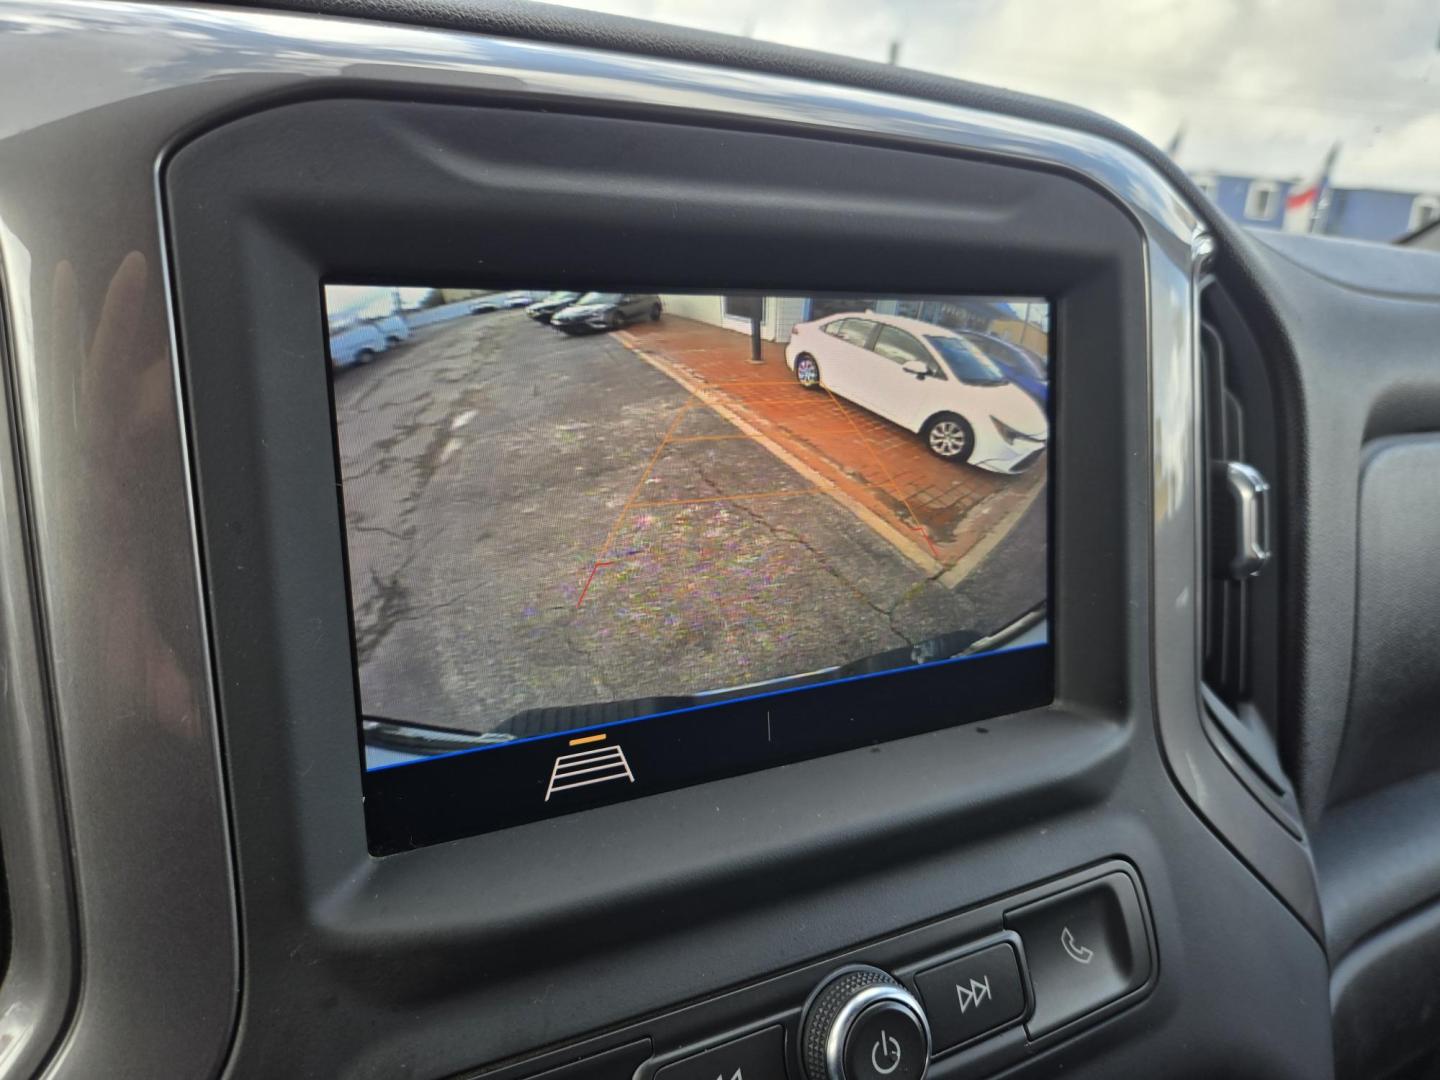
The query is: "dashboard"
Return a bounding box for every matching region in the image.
[1,3,1438,1080]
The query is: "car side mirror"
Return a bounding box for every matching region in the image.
[902,359,930,379]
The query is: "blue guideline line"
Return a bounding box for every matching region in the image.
[366,639,1048,773]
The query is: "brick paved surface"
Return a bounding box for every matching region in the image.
[616,317,1044,571]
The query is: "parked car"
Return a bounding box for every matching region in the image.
[957,330,1048,406]
[375,314,410,346]
[501,290,540,308]
[470,296,501,314]
[327,322,388,369]
[785,312,1047,472]
[551,292,663,333]
[525,291,583,323]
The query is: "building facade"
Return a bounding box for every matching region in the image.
[1190,173,1440,242]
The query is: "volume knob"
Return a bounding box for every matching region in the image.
[801,966,931,1080]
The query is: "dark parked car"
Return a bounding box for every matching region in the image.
[469,296,501,315]
[525,291,583,323]
[551,292,663,333]
[958,331,1049,406]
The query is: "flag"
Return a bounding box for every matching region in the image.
[1164,125,1185,159]
[1283,143,1340,234]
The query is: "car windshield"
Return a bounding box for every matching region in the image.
[926,335,1008,385]
[543,291,580,302]
[963,334,1048,382]
[576,292,621,305]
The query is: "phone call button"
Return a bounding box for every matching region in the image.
[1004,872,1152,1037]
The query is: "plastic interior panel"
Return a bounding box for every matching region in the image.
[1330,894,1440,1080]
[164,95,1330,1079]
[1319,432,1440,1078]
[1329,434,1440,805]
[449,861,1152,1080]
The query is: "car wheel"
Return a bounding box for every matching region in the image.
[793,353,821,389]
[649,303,662,321]
[605,310,623,330]
[356,348,377,366]
[922,413,973,462]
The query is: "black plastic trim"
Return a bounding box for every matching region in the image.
[162,92,1331,1080]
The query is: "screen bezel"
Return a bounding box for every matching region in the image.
[166,95,1147,1073]
[323,286,1055,850]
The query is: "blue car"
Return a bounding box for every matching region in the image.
[958,331,1049,406]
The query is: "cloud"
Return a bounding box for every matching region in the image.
[571,0,1440,190]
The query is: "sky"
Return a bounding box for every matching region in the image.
[564,0,1440,192]
[325,286,436,323]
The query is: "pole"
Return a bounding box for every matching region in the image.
[749,300,763,364]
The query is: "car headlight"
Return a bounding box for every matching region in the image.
[991,416,1045,446]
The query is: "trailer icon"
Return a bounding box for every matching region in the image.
[544,737,636,802]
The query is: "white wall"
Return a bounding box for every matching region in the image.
[658,294,809,343]
[659,294,725,325]
[768,297,809,343]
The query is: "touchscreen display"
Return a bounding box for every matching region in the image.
[326,287,1054,851]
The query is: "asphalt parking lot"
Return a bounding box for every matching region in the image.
[334,311,1046,735]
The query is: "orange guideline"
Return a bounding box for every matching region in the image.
[573,400,693,609]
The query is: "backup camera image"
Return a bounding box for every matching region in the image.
[325,287,1051,772]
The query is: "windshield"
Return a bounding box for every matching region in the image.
[576,292,621,305]
[579,1,1440,246]
[543,291,580,302]
[926,335,1008,385]
[963,334,1048,382]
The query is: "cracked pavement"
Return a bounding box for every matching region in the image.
[334,311,1045,736]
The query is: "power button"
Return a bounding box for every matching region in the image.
[843,1000,927,1080]
[801,967,931,1080]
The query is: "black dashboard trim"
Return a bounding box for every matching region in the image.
[159,93,1331,1078]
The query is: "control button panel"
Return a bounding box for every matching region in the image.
[499,863,1152,1080]
[913,942,1027,1051]
[1004,871,1152,1037]
[654,1027,786,1080]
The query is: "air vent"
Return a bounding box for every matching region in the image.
[1201,317,1266,702]
[1198,284,1299,827]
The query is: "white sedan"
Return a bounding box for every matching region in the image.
[784,312,1048,473]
